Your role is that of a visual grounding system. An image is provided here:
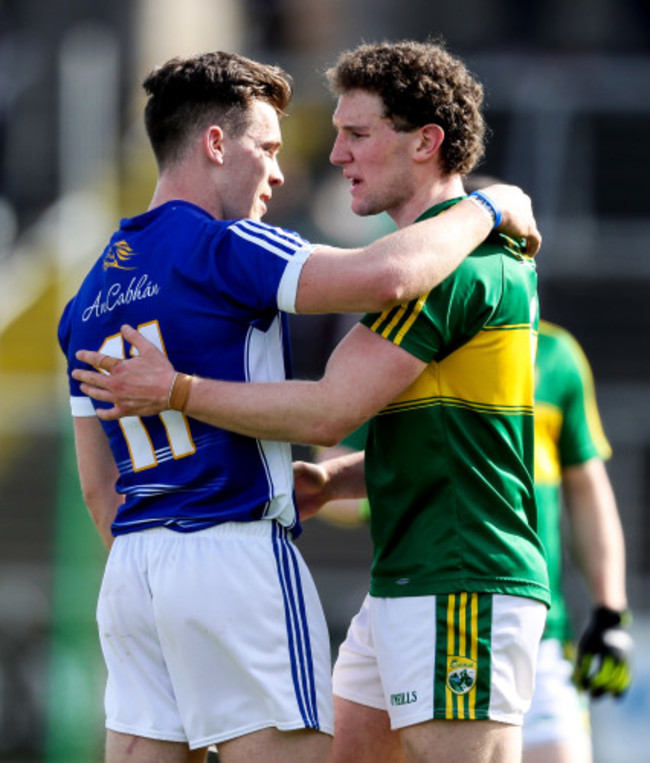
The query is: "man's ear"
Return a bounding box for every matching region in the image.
[413,124,444,163]
[204,125,225,165]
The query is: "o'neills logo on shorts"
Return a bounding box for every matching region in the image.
[390,690,417,706]
[446,656,477,695]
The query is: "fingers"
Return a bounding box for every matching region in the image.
[525,229,542,257]
[572,653,592,690]
[74,325,154,374]
[95,405,123,421]
[573,652,631,699]
[78,382,116,404]
[76,349,110,369]
[120,323,155,355]
[98,354,122,373]
[591,656,631,698]
[72,366,113,389]
[485,185,542,257]
[73,377,129,421]
[72,366,120,416]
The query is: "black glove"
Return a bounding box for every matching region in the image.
[573,606,633,699]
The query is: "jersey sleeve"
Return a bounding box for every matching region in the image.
[58,298,97,417]
[222,220,315,314]
[556,331,612,466]
[361,254,502,362]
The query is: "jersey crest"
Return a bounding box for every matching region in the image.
[447,656,477,695]
[103,239,138,271]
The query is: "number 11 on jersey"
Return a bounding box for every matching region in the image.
[98,321,196,471]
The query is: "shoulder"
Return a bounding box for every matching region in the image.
[538,320,587,365]
[225,219,311,256]
[57,297,75,352]
[441,232,533,307]
[537,320,594,385]
[453,232,533,280]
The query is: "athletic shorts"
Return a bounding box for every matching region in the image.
[523,638,591,750]
[97,521,334,749]
[332,592,546,729]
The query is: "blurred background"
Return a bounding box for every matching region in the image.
[0,0,648,760]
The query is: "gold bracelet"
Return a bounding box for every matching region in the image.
[167,372,194,412]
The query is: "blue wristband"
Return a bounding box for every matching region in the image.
[467,190,502,229]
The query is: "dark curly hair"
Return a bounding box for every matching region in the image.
[143,51,293,169]
[325,41,485,176]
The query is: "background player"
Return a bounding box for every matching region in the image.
[525,319,632,763]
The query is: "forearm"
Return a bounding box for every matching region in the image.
[293,449,367,522]
[564,459,628,610]
[78,323,425,446]
[186,375,353,446]
[317,499,368,527]
[86,496,121,550]
[570,460,633,698]
[73,416,123,551]
[313,445,368,526]
[184,326,422,444]
[319,449,367,500]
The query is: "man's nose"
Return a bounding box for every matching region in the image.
[270,158,284,186]
[329,136,349,166]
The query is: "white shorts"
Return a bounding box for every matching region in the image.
[97,521,334,749]
[333,592,546,729]
[523,638,591,750]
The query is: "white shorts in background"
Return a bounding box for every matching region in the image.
[523,638,591,751]
[333,592,546,730]
[97,521,334,749]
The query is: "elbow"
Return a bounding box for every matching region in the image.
[307,415,358,448]
[313,431,346,448]
[308,426,348,449]
[369,269,409,310]
[80,481,121,529]
[80,483,102,514]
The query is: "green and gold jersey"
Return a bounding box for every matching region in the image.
[534,320,611,639]
[361,199,550,605]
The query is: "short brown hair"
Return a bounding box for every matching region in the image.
[326,41,485,176]
[143,51,293,168]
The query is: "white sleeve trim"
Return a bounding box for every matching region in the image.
[277,244,316,313]
[70,395,97,417]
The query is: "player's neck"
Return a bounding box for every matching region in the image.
[392,174,465,229]
[148,173,221,219]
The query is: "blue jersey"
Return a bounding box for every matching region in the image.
[58,200,315,537]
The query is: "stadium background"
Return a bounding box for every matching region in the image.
[0,0,648,760]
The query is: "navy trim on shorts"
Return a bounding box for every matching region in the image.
[272,522,320,729]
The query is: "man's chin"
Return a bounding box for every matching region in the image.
[350,203,375,218]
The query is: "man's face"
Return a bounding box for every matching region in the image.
[220,99,284,221]
[330,90,418,223]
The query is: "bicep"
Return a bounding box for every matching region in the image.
[320,323,427,430]
[295,245,375,314]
